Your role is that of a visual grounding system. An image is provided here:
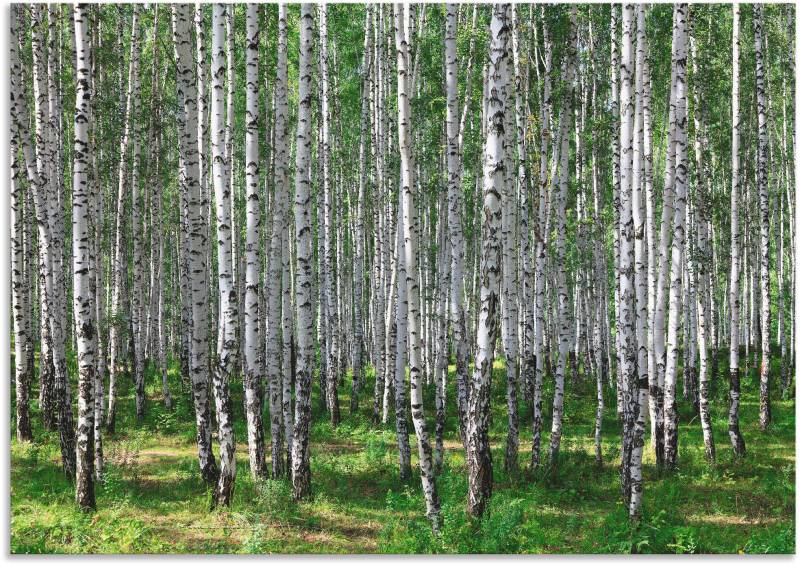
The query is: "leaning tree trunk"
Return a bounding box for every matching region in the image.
[30,3,76,479]
[651,8,681,467]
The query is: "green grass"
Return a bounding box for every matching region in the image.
[10,350,795,553]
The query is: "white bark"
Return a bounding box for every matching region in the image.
[172,3,219,488]
[394,2,440,527]
[72,3,96,509]
[467,3,509,519]
[244,3,266,480]
[662,3,689,471]
[291,4,315,501]
[754,4,772,430]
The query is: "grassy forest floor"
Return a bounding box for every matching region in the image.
[10,352,795,553]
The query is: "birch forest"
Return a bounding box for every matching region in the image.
[9,2,797,554]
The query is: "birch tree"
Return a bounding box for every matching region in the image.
[727,3,747,457]
[395,1,440,527]
[662,3,689,471]
[467,3,509,519]
[209,3,238,506]
[10,21,33,443]
[753,3,771,431]
[291,3,315,501]
[71,2,96,510]
[243,3,266,479]
[172,3,219,489]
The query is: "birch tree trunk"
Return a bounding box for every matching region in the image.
[444,3,469,450]
[72,3,96,509]
[628,3,650,520]
[753,4,772,431]
[31,4,76,478]
[266,3,291,479]
[662,3,689,471]
[130,8,145,424]
[651,5,681,468]
[467,3,509,519]
[172,3,219,489]
[618,2,637,507]
[393,202,412,482]
[689,30,717,463]
[351,5,372,416]
[291,3,315,501]
[10,50,32,443]
[244,3,266,480]
[107,5,140,434]
[11,4,48,441]
[548,6,577,466]
[320,5,340,426]
[395,2,440,527]
[530,9,552,471]
[727,3,746,457]
[210,3,238,507]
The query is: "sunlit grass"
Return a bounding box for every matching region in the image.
[10,350,795,553]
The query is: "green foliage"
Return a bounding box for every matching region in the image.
[11,348,795,553]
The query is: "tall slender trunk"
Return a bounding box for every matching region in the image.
[172,3,219,489]
[662,4,689,471]
[467,3,509,519]
[753,4,772,430]
[689,30,716,463]
[266,4,291,479]
[728,3,746,456]
[444,3,469,451]
[291,4,315,501]
[243,3,266,480]
[72,4,96,509]
[548,7,577,466]
[107,6,140,434]
[351,5,371,416]
[210,3,238,507]
[628,4,650,521]
[618,2,637,508]
[130,6,145,423]
[320,5,340,426]
[31,4,76,478]
[530,9,552,471]
[394,2,440,528]
[10,6,33,443]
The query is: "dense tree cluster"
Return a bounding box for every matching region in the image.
[10,3,795,529]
